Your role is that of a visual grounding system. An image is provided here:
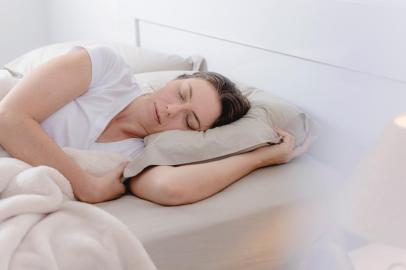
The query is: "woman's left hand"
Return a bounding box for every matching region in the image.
[251,127,312,168]
[74,162,128,203]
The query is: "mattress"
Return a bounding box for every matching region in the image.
[96,154,342,270]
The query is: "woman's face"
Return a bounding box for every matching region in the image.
[138,78,222,135]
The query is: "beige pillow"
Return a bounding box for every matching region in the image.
[3,41,206,78]
[123,70,318,179]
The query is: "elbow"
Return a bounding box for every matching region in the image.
[0,110,26,141]
[0,110,35,132]
[0,110,24,127]
[156,179,188,206]
[128,166,188,206]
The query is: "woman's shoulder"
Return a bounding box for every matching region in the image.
[70,45,132,90]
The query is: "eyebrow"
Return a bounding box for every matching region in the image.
[188,82,201,130]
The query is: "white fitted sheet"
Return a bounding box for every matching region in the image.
[96,154,342,270]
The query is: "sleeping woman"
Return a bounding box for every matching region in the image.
[0,46,310,205]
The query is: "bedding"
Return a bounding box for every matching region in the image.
[3,41,206,78]
[97,153,342,270]
[0,147,156,270]
[0,143,341,270]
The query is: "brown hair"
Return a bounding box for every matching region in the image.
[176,72,251,128]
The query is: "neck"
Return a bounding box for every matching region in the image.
[114,97,147,139]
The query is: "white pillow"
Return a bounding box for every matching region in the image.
[3,41,206,78]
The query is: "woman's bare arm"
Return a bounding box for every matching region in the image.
[0,48,121,202]
[129,128,310,206]
[128,150,262,206]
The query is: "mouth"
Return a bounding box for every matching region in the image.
[154,102,161,124]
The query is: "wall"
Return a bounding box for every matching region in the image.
[0,0,49,65]
[47,0,123,44]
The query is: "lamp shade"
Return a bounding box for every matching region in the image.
[334,114,406,248]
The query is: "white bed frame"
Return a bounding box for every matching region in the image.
[133,17,406,178]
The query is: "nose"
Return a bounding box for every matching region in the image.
[165,103,190,117]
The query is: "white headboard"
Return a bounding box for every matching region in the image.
[133,16,406,177]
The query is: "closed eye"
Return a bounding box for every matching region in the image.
[178,90,193,130]
[178,91,184,101]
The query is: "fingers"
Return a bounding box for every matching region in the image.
[274,126,295,147]
[274,126,293,139]
[116,161,129,174]
[274,126,287,137]
[114,162,129,193]
[273,126,313,162]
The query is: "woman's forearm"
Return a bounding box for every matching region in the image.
[169,151,264,205]
[129,138,303,206]
[0,113,90,194]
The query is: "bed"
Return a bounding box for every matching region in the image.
[96,154,342,270]
[2,15,397,270]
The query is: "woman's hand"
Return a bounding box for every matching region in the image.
[251,127,312,168]
[73,162,128,204]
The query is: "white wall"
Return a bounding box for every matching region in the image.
[115,0,406,82]
[47,0,123,44]
[0,0,50,65]
[3,0,405,83]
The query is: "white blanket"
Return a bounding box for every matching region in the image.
[0,147,157,270]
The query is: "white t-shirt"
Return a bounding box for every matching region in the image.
[40,45,145,158]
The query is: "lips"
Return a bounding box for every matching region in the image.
[154,102,160,124]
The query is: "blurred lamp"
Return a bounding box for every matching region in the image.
[335,114,406,248]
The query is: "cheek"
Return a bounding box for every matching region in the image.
[155,91,176,109]
[158,116,187,132]
[164,117,184,129]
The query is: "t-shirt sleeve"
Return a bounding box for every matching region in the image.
[68,45,131,90]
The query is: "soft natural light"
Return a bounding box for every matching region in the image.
[394,115,406,128]
[1,1,405,269]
